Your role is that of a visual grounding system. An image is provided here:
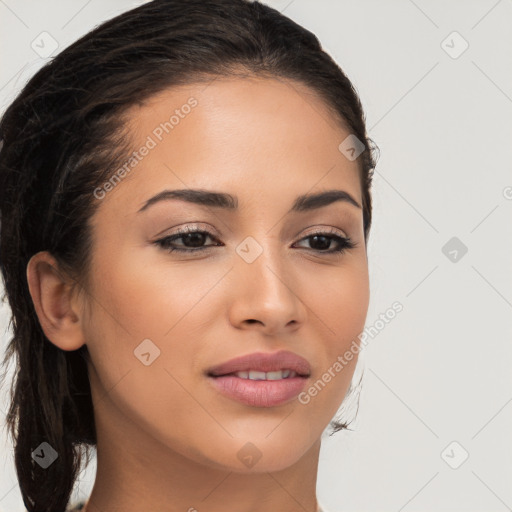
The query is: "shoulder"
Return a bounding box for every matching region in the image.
[66,501,87,511]
[318,502,337,512]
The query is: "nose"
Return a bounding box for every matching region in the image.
[227,244,307,336]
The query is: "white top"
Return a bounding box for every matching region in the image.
[318,500,334,512]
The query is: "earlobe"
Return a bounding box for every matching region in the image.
[26,251,86,352]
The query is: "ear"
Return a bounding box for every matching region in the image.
[26,251,86,351]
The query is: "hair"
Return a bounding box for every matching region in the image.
[0,1,378,510]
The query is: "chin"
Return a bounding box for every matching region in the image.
[205,434,317,474]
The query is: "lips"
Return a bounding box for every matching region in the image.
[206,349,311,378]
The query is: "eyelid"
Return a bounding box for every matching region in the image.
[299,225,347,238]
[153,222,219,240]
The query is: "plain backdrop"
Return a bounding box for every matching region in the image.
[1,1,511,511]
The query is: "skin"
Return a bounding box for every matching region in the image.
[26,76,370,512]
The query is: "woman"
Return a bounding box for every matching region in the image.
[0,1,378,511]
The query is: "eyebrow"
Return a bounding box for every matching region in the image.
[137,188,361,214]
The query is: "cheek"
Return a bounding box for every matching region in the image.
[83,246,227,386]
[308,260,369,400]
[82,250,212,439]
[88,242,219,336]
[310,258,369,347]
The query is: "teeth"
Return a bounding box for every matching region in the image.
[233,369,297,380]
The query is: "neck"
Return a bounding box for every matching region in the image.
[81,386,323,512]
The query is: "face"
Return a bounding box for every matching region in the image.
[79,76,369,473]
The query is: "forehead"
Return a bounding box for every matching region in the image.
[98,76,362,216]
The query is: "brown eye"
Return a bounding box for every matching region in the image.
[155,228,221,253]
[294,232,356,254]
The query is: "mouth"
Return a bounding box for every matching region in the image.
[206,372,309,407]
[205,349,312,379]
[205,350,311,407]
[207,369,307,380]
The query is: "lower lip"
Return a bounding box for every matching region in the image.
[208,374,308,407]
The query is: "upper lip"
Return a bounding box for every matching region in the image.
[206,349,311,377]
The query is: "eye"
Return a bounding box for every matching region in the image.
[154,226,221,254]
[153,226,356,255]
[293,227,356,255]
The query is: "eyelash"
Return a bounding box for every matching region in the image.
[154,226,356,256]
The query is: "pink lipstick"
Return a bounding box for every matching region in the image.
[206,350,311,407]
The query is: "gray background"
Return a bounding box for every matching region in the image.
[1,1,511,511]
